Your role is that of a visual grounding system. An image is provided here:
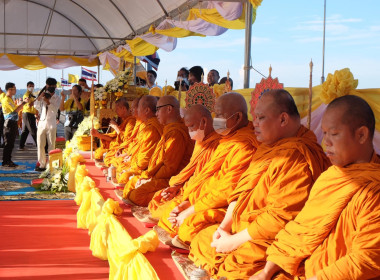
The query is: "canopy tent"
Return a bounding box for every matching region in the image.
[0,0,262,73]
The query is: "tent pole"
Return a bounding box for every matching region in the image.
[243,1,253,89]
[98,64,100,84]
[321,0,326,84]
[133,56,137,84]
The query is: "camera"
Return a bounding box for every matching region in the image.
[44,92,52,99]
[174,80,189,91]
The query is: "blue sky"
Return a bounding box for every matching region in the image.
[1,0,379,91]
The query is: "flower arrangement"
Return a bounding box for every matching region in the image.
[94,87,107,101]
[104,70,133,95]
[65,116,100,152]
[39,164,69,192]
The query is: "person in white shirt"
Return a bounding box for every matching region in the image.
[33,78,61,172]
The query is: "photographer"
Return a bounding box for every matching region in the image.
[34,78,61,172]
[19,81,38,150]
[1,83,26,167]
[60,85,84,141]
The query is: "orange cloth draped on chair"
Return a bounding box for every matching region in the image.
[189,126,331,280]
[266,154,380,280]
[158,123,259,243]
[94,118,129,161]
[123,120,194,206]
[148,131,221,219]
[103,116,136,166]
[116,117,163,184]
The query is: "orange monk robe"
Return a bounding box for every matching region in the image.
[189,126,331,280]
[158,123,260,242]
[266,153,380,280]
[109,119,144,168]
[116,117,163,184]
[94,118,129,160]
[123,120,195,206]
[148,131,221,219]
[103,116,136,166]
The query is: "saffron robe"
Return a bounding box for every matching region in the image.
[266,153,380,280]
[158,123,260,243]
[109,119,143,169]
[148,131,221,219]
[123,120,194,206]
[103,116,136,166]
[116,117,163,184]
[94,117,130,160]
[189,126,331,280]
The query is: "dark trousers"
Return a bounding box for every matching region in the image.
[0,110,4,145]
[20,112,37,148]
[3,119,18,164]
[64,126,77,141]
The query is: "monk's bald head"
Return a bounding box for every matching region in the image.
[140,95,157,113]
[185,105,214,140]
[254,89,301,145]
[261,89,300,119]
[216,92,248,120]
[157,95,180,110]
[156,95,181,125]
[185,104,212,126]
[327,95,375,139]
[138,95,157,121]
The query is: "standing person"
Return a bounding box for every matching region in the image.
[147,70,161,89]
[188,66,204,86]
[59,85,84,141]
[0,87,5,148]
[1,83,26,167]
[34,78,61,172]
[19,81,38,150]
[207,69,220,87]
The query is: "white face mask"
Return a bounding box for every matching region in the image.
[28,87,34,92]
[213,113,238,135]
[189,128,205,142]
[212,117,227,132]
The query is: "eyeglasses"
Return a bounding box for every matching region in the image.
[156,104,174,111]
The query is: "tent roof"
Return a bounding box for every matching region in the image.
[0,0,205,56]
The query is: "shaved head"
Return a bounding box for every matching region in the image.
[157,95,180,109]
[156,95,181,125]
[140,95,158,114]
[327,95,375,139]
[217,92,248,120]
[186,104,212,120]
[261,89,300,119]
[184,104,214,139]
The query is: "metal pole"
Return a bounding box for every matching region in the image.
[133,56,137,84]
[243,1,253,88]
[321,0,326,84]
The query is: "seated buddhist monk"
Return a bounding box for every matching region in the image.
[115,95,163,185]
[157,92,260,247]
[189,89,331,280]
[148,104,221,220]
[103,97,139,167]
[92,97,134,161]
[250,95,380,280]
[118,95,194,206]
[108,97,144,169]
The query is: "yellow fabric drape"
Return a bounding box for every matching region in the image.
[89,199,123,260]
[2,54,99,70]
[188,4,255,30]
[6,54,46,70]
[153,25,205,38]
[126,38,158,57]
[108,221,159,280]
